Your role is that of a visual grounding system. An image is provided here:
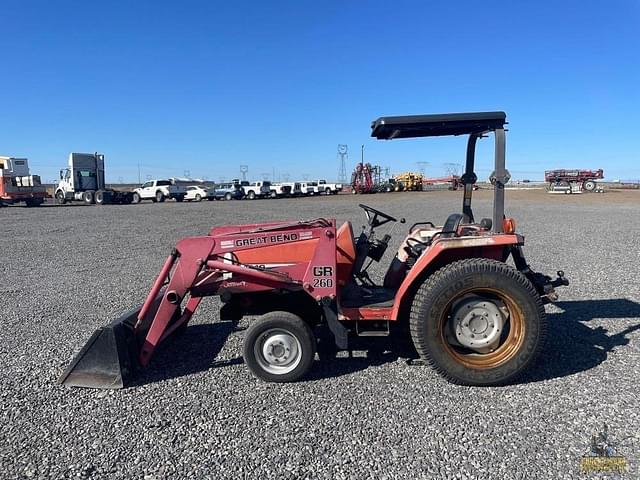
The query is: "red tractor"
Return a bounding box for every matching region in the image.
[61,112,568,389]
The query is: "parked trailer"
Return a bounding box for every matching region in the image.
[0,157,49,207]
[55,153,134,205]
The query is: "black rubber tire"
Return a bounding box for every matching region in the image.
[55,191,66,205]
[195,194,202,202]
[583,180,596,191]
[95,190,104,205]
[155,191,165,203]
[132,192,141,204]
[225,192,232,201]
[83,191,94,204]
[247,190,256,200]
[243,311,316,383]
[270,191,277,199]
[409,258,546,386]
[207,196,214,201]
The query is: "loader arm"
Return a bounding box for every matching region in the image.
[60,219,338,389]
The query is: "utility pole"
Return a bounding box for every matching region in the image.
[417,161,429,175]
[361,145,364,163]
[137,161,141,184]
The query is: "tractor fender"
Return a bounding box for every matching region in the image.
[390,234,522,320]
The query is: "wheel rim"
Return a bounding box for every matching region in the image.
[440,288,525,369]
[253,328,302,375]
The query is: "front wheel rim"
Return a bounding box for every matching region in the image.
[440,288,526,369]
[253,328,302,375]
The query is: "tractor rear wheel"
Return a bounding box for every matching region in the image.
[243,311,316,382]
[583,180,596,191]
[409,258,545,386]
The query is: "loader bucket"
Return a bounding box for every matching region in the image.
[58,306,141,389]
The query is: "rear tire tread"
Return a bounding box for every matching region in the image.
[409,258,546,386]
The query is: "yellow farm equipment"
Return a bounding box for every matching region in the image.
[392,172,424,191]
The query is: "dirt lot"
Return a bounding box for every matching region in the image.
[1,189,639,479]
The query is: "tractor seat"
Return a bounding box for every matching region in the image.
[336,222,356,285]
[440,213,464,238]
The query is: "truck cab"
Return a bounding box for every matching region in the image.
[55,153,134,205]
[56,153,105,204]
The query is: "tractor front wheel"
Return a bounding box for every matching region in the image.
[410,258,546,386]
[243,311,316,382]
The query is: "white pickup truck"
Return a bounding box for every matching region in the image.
[317,179,343,195]
[132,179,186,203]
[269,183,293,198]
[237,180,272,200]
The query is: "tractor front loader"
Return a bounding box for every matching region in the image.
[60,112,568,389]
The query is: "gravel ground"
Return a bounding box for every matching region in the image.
[1,189,639,479]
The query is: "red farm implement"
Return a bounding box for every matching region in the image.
[351,162,374,194]
[544,169,604,192]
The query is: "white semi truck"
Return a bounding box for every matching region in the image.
[55,153,134,205]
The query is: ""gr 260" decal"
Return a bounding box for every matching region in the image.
[312,266,333,288]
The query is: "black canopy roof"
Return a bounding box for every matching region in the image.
[370,111,506,139]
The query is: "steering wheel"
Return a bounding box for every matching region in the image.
[359,204,397,227]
